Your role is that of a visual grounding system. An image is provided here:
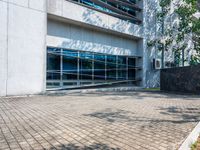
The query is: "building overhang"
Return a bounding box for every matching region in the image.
[66,0,143,24]
[47,0,144,39]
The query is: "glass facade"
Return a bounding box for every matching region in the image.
[68,0,142,24]
[47,47,141,89]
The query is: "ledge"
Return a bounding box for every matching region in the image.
[47,0,143,39]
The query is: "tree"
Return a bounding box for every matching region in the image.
[148,0,200,67]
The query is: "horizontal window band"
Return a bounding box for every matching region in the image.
[47,47,142,58]
[67,0,142,24]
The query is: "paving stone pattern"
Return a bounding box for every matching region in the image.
[0,92,200,150]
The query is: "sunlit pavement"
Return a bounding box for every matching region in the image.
[0,91,200,150]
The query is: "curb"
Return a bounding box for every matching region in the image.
[46,86,143,95]
[179,122,200,150]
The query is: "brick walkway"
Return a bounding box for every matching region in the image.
[0,92,200,150]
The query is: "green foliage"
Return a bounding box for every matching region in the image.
[147,40,156,47]
[192,16,200,58]
[191,141,197,150]
[190,55,200,65]
[175,0,200,64]
[148,0,200,65]
[165,38,173,49]
[157,0,171,22]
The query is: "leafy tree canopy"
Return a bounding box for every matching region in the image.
[148,0,200,66]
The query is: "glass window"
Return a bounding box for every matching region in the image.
[118,56,127,80]
[80,52,93,80]
[128,58,136,80]
[94,54,105,80]
[47,47,140,89]
[70,0,141,24]
[47,72,60,80]
[47,47,60,80]
[63,49,78,80]
[47,48,60,71]
[107,55,116,80]
[63,49,78,57]
[80,59,93,80]
[63,56,78,80]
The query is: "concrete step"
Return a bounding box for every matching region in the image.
[46,86,144,96]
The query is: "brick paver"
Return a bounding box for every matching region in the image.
[0,91,200,150]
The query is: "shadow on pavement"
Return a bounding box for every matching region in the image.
[84,106,200,125]
[69,91,200,101]
[158,106,200,122]
[48,143,120,150]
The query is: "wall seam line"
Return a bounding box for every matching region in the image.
[5,1,45,13]
[6,2,9,96]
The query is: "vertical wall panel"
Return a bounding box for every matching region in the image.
[6,2,46,95]
[0,1,8,96]
[8,0,29,7]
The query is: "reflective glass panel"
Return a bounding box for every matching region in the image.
[47,47,139,89]
[107,55,116,80]
[80,52,93,80]
[128,58,136,80]
[94,54,105,80]
[70,0,140,24]
[118,56,127,80]
[62,49,78,57]
[63,56,78,80]
[47,47,60,80]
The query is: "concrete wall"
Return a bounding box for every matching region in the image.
[46,0,145,87]
[47,19,140,56]
[0,1,8,96]
[46,0,162,88]
[142,0,160,88]
[47,0,143,39]
[0,0,162,96]
[0,0,47,96]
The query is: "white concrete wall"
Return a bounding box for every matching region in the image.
[0,0,162,95]
[47,0,143,39]
[0,0,47,96]
[47,0,163,88]
[47,19,140,56]
[142,0,160,88]
[0,1,8,96]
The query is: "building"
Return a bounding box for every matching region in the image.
[0,0,160,96]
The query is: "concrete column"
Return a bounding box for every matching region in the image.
[0,1,8,96]
[0,0,47,96]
